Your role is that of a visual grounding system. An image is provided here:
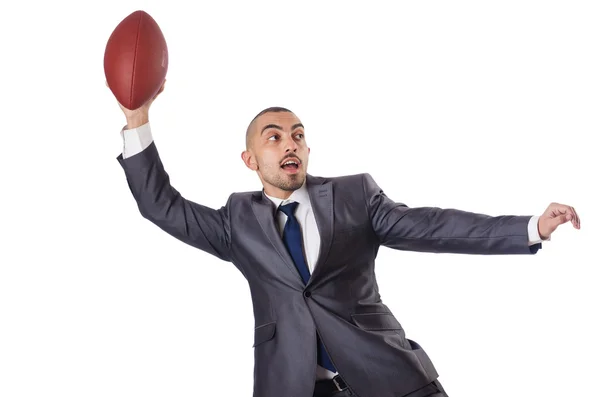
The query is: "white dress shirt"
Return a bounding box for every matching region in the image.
[120,122,546,379]
[263,182,335,380]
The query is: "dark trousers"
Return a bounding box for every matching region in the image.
[313,379,448,397]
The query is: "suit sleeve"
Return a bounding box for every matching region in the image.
[117,142,233,262]
[362,173,541,255]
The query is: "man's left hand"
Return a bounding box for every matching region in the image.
[538,202,580,240]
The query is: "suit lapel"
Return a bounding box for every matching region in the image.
[250,175,334,287]
[306,175,334,287]
[251,192,305,286]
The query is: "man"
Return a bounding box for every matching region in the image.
[114,82,580,397]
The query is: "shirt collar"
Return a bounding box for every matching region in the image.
[264,180,310,209]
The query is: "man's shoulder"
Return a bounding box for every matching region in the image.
[307,172,369,186]
[228,189,263,202]
[223,172,373,205]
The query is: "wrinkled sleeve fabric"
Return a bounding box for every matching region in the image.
[117,136,232,262]
[362,173,541,255]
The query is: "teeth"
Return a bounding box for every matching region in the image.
[283,161,298,166]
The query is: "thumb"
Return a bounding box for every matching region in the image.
[551,213,572,227]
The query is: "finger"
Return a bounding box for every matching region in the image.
[551,213,571,228]
[552,204,575,219]
[550,207,567,218]
[559,205,578,228]
[554,217,569,232]
[568,206,577,228]
[570,206,580,229]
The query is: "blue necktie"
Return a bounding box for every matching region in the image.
[278,202,337,373]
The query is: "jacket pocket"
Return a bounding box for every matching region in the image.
[352,312,411,350]
[253,321,276,347]
[351,312,403,331]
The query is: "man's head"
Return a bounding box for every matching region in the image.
[241,107,310,199]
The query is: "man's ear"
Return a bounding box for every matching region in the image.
[241,150,258,171]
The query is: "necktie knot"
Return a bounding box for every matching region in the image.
[278,201,299,217]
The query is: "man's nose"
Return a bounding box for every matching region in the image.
[284,136,298,152]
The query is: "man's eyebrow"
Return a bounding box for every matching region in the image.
[261,124,282,135]
[260,123,305,134]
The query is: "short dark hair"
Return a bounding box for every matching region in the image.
[245,106,294,148]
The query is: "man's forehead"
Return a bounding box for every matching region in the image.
[245,110,304,147]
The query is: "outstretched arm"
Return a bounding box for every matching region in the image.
[363,173,544,255]
[113,81,232,262]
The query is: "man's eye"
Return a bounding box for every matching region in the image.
[296,133,304,139]
[268,135,279,141]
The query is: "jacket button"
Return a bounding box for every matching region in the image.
[304,291,311,298]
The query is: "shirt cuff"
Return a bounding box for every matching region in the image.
[527,215,549,245]
[120,122,153,159]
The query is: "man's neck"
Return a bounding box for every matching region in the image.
[264,188,294,200]
[263,181,307,201]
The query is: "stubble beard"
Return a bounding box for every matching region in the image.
[264,170,305,192]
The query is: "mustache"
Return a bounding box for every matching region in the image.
[280,154,302,164]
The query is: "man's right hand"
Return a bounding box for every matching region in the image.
[107,79,166,129]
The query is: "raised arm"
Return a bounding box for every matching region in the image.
[113,81,232,262]
[362,173,542,255]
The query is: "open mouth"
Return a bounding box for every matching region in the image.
[280,158,300,172]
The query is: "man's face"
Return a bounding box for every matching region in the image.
[242,111,310,198]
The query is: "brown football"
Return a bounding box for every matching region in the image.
[104,10,168,110]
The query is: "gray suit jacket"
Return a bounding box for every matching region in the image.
[117,142,540,397]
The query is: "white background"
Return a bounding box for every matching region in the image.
[1,1,598,396]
